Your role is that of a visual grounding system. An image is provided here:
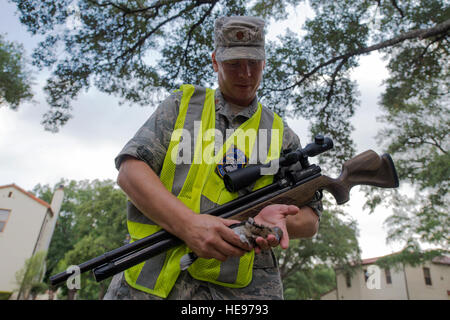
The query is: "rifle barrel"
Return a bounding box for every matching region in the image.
[49,228,173,286]
[90,180,301,281]
[49,179,289,286]
[94,237,183,282]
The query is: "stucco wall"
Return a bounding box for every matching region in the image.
[0,187,48,293]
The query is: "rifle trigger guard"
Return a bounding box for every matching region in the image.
[314,190,323,202]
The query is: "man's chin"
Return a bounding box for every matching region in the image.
[234,87,254,99]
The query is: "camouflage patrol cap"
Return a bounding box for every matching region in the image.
[214,16,265,62]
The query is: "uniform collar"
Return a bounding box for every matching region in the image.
[214,89,258,120]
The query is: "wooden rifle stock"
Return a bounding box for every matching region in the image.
[225,150,399,221]
[321,150,399,204]
[50,149,399,285]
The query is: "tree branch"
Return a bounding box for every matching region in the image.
[416,33,448,63]
[172,0,219,80]
[389,0,405,18]
[279,249,293,279]
[404,137,448,154]
[322,57,349,112]
[271,19,450,92]
[282,255,309,280]
[114,0,217,64]
[87,0,186,16]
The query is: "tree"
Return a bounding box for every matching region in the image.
[15,251,48,300]
[263,1,449,164]
[361,1,449,258]
[374,242,447,272]
[9,1,448,155]
[375,36,449,249]
[33,179,128,300]
[275,200,361,299]
[0,34,33,109]
[282,265,336,300]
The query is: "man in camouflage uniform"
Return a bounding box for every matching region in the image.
[104,16,322,300]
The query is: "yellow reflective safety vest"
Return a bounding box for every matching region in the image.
[124,84,284,298]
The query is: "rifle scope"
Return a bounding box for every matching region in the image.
[224,135,333,193]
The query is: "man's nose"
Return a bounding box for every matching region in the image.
[238,61,252,78]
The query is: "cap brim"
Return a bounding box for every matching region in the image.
[215,46,265,62]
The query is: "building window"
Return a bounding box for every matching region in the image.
[385,268,392,284]
[345,272,352,288]
[0,209,11,232]
[363,269,369,282]
[423,267,432,286]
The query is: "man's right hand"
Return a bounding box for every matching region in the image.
[179,214,252,262]
[118,157,250,262]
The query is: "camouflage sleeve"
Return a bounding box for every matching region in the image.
[281,121,301,153]
[281,121,323,220]
[114,91,183,174]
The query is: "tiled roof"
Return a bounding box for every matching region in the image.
[361,252,450,266]
[361,252,399,265]
[432,255,450,265]
[0,184,53,215]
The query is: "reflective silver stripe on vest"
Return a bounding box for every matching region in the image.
[200,194,219,212]
[171,87,208,197]
[135,252,167,290]
[127,89,209,226]
[127,201,157,225]
[217,256,240,283]
[252,107,275,164]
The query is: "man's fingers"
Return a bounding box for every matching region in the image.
[219,218,252,251]
[217,236,253,261]
[187,216,251,261]
[279,232,290,249]
[195,240,245,262]
[254,234,280,252]
[255,237,270,251]
[262,234,278,247]
[221,218,242,227]
[280,204,300,216]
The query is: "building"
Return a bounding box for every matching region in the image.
[321,253,450,300]
[0,184,64,299]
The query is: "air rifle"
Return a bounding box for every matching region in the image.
[50,135,399,286]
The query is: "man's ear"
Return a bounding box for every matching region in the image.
[211,51,219,72]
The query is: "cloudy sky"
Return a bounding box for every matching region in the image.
[0,2,404,259]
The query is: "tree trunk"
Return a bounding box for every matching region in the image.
[67,289,77,300]
[98,283,106,300]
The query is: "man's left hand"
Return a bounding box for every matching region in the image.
[253,204,300,253]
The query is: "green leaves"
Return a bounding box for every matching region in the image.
[0,34,33,109]
[283,265,336,300]
[9,1,448,167]
[33,179,128,299]
[275,199,361,299]
[374,24,449,249]
[375,241,447,271]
